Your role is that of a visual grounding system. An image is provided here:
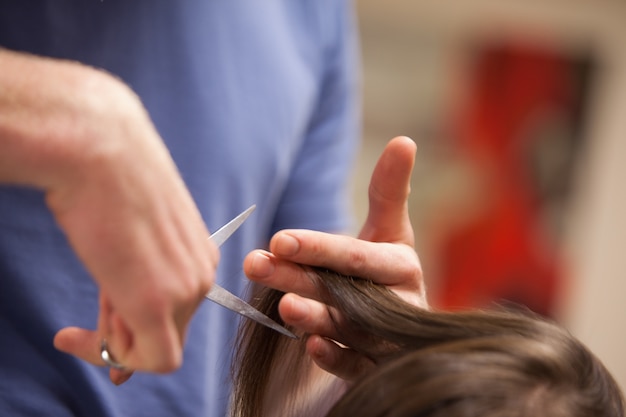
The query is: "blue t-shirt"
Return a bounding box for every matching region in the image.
[0,1,360,416]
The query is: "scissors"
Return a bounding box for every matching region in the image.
[207,205,297,339]
[101,205,296,371]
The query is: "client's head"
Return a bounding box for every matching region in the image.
[233,269,625,417]
[329,332,620,417]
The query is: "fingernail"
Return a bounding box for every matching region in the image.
[274,233,300,256]
[248,252,275,278]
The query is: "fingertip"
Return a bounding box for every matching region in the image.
[243,250,275,280]
[53,326,80,352]
[307,335,376,381]
[270,231,300,257]
[391,135,417,152]
[53,327,104,366]
[110,369,134,385]
[389,135,417,169]
[306,334,332,361]
[278,293,310,323]
[53,328,65,348]
[306,335,346,377]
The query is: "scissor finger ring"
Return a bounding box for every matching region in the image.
[100,339,126,370]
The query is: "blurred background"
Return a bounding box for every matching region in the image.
[351,0,626,389]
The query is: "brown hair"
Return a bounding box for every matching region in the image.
[232,269,625,417]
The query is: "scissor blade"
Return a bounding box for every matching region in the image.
[207,204,297,339]
[210,205,256,248]
[206,284,297,339]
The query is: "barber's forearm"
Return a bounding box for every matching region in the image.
[0,47,147,191]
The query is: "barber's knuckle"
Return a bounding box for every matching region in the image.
[197,275,212,298]
[402,260,421,283]
[143,287,169,314]
[154,351,182,373]
[199,254,216,293]
[165,353,183,371]
[397,249,422,280]
[176,261,210,301]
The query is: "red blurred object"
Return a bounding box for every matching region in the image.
[434,41,592,317]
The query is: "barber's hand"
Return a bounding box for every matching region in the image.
[36,66,219,383]
[244,136,425,380]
